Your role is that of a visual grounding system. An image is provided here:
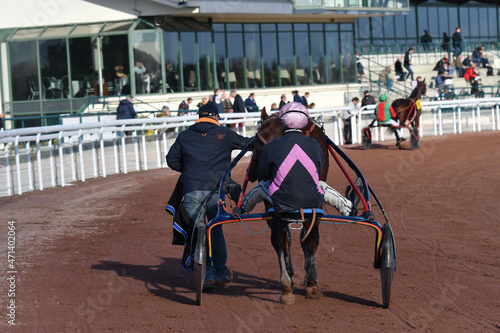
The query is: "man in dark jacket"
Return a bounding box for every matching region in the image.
[117,95,137,135]
[244,93,258,112]
[230,90,246,113]
[361,90,376,108]
[452,27,463,56]
[404,47,414,81]
[166,102,252,291]
[178,97,192,116]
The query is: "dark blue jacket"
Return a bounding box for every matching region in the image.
[117,99,136,119]
[233,94,246,113]
[302,96,308,107]
[293,94,303,104]
[244,97,258,112]
[258,131,324,212]
[166,117,252,194]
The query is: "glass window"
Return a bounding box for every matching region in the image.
[71,23,104,37]
[197,31,214,91]
[244,26,262,88]
[478,8,488,38]
[101,21,133,34]
[278,31,293,86]
[294,23,308,32]
[294,31,309,86]
[214,31,226,89]
[180,32,196,92]
[261,30,278,88]
[488,8,497,39]
[41,26,74,38]
[340,27,355,83]
[261,24,276,32]
[371,16,383,39]
[39,38,69,100]
[383,16,395,39]
[325,30,339,84]
[164,31,180,92]
[427,8,438,38]
[309,24,323,32]
[102,35,130,95]
[448,7,458,34]
[417,7,428,40]
[356,17,370,40]
[132,31,161,95]
[459,7,469,37]
[438,7,448,37]
[406,7,417,39]
[325,23,338,32]
[394,14,406,39]
[10,40,39,101]
[278,24,292,32]
[227,31,244,89]
[469,7,478,37]
[213,24,224,32]
[226,24,242,32]
[69,37,99,98]
[310,31,325,85]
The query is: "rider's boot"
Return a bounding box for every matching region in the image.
[319,181,353,216]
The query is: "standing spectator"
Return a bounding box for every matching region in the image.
[454,54,465,77]
[404,47,414,81]
[342,97,359,144]
[178,97,193,116]
[452,27,463,56]
[302,92,310,107]
[394,56,405,81]
[420,30,432,51]
[379,66,394,91]
[481,53,494,76]
[223,93,233,113]
[442,32,450,52]
[278,94,287,109]
[166,103,252,291]
[212,89,225,115]
[230,90,246,113]
[117,95,137,135]
[291,90,303,104]
[361,90,376,108]
[356,52,364,76]
[244,92,259,112]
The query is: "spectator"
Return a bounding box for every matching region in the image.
[462,54,473,69]
[435,72,447,91]
[420,30,432,51]
[434,54,454,77]
[394,56,405,81]
[343,97,359,144]
[270,103,279,111]
[158,105,170,117]
[244,92,259,112]
[196,97,208,109]
[302,92,310,107]
[471,80,485,98]
[308,102,316,109]
[472,47,482,67]
[279,94,288,109]
[117,95,137,136]
[464,63,481,85]
[223,93,233,113]
[452,27,463,56]
[291,90,303,104]
[379,66,394,91]
[230,90,246,113]
[356,52,364,76]
[178,97,193,116]
[404,47,415,81]
[454,54,465,78]
[212,89,225,115]
[361,90,376,108]
[442,32,450,52]
[481,53,494,76]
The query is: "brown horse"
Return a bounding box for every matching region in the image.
[390,80,427,147]
[249,108,330,304]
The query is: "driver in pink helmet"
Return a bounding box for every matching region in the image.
[242,102,354,215]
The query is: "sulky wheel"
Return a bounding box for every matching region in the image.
[410,127,420,150]
[194,213,207,305]
[362,129,372,150]
[380,223,396,309]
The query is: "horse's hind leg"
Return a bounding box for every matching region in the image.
[301,220,321,298]
[270,220,295,305]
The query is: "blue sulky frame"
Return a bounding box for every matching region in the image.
[202,135,397,307]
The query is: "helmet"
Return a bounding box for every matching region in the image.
[379,94,388,102]
[279,102,309,130]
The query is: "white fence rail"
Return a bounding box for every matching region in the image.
[1,98,499,197]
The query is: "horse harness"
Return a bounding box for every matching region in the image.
[397,98,420,127]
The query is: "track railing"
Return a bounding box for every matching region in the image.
[1,98,499,197]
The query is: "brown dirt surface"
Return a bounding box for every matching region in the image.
[1,131,500,332]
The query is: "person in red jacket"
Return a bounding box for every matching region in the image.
[464,63,481,85]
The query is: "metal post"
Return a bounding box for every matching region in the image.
[155,129,161,168]
[113,131,119,174]
[58,132,65,187]
[78,130,85,182]
[472,105,476,132]
[162,124,168,168]
[27,142,33,191]
[433,109,438,135]
[14,136,22,194]
[49,139,55,187]
[477,104,481,132]
[36,133,43,191]
[496,104,500,130]
[458,106,462,133]
[70,139,76,181]
[100,127,106,177]
[439,106,443,136]
[134,131,140,171]
[141,124,148,171]
[121,126,127,174]
[453,107,457,134]
[91,133,98,178]
[5,146,12,196]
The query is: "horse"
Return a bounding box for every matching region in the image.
[248,108,330,305]
[390,80,427,147]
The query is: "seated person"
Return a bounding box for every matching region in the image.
[471,79,485,98]
[464,63,481,85]
[472,47,482,67]
[481,54,494,76]
[375,94,405,147]
[394,56,405,81]
[435,71,447,91]
[241,102,356,216]
[462,55,473,70]
[454,54,465,77]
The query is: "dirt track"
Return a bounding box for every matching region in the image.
[1,131,499,332]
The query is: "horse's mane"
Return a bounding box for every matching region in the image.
[409,81,426,99]
[257,112,279,131]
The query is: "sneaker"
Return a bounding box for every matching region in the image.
[203,280,215,292]
[215,268,233,286]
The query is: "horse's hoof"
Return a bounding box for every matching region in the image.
[305,286,321,299]
[280,292,295,305]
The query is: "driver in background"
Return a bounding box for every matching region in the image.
[375,94,405,147]
[241,102,358,216]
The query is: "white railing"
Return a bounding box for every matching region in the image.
[1,98,499,197]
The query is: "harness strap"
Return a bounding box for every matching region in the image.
[301,208,317,242]
[257,132,268,145]
[305,122,316,137]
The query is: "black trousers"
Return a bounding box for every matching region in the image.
[343,118,352,144]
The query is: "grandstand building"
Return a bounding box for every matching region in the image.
[0,0,498,125]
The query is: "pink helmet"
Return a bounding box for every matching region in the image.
[279,102,310,130]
